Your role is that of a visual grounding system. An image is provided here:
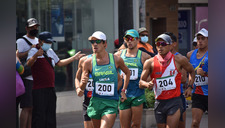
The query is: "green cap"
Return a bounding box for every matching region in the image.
[124,29,139,38]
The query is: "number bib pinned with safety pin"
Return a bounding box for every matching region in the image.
[121,68,138,80]
[156,75,176,91]
[86,78,94,91]
[95,82,114,96]
[194,75,208,86]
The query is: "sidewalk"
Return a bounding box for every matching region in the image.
[57,107,208,128]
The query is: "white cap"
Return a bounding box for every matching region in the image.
[155,34,172,44]
[88,31,106,41]
[195,28,208,37]
[193,37,197,43]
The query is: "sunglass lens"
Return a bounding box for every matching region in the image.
[90,40,102,44]
[156,41,168,46]
[96,40,101,44]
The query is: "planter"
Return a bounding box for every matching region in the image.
[142,108,157,128]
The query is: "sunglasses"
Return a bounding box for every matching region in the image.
[155,41,170,47]
[90,40,103,44]
[124,37,137,41]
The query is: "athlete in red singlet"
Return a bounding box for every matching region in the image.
[139,33,195,128]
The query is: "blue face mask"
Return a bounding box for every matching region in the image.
[41,43,52,51]
[141,36,148,43]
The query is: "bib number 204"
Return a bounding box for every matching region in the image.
[159,79,173,87]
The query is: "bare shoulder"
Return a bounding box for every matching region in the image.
[174,54,188,64]
[142,51,151,59]
[114,50,122,57]
[83,57,92,66]
[113,54,122,62]
[145,57,154,66]
[187,50,195,59]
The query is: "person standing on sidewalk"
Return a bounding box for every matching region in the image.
[16,18,40,128]
[164,32,188,128]
[78,31,130,128]
[26,31,85,128]
[114,29,151,128]
[186,28,208,128]
[139,33,195,128]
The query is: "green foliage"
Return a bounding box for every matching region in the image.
[144,89,155,108]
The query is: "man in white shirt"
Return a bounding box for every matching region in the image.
[16,18,40,128]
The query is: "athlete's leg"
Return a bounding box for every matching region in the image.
[101,113,117,128]
[131,104,143,128]
[178,111,186,128]
[166,109,181,128]
[191,108,204,128]
[91,119,101,128]
[157,123,166,128]
[119,109,132,128]
[84,121,94,128]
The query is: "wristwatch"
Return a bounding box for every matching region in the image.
[121,89,127,94]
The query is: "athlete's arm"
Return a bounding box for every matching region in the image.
[186,50,194,61]
[139,58,154,90]
[141,52,151,64]
[115,55,130,102]
[79,59,92,97]
[178,56,195,97]
[75,56,87,95]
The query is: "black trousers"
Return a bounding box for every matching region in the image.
[32,87,57,128]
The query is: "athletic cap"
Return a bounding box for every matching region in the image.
[39,31,56,43]
[155,34,172,44]
[26,18,40,27]
[195,28,208,37]
[193,37,197,43]
[124,29,139,38]
[138,27,148,34]
[88,31,106,41]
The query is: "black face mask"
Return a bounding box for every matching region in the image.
[29,29,38,37]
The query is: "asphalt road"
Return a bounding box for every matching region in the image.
[57,107,208,128]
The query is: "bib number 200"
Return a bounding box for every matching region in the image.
[95,82,114,96]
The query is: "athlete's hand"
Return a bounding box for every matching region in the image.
[196,68,206,77]
[120,92,127,102]
[76,87,84,97]
[184,87,192,98]
[147,78,154,90]
[81,72,89,85]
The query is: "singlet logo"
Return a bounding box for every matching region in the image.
[99,77,110,81]
[170,69,176,76]
[108,66,113,69]
[125,62,137,67]
[95,71,114,77]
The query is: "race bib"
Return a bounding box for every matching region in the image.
[86,79,94,91]
[194,75,208,86]
[95,82,114,96]
[121,68,138,80]
[156,75,176,91]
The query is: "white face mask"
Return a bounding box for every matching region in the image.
[141,36,148,43]
[41,43,52,51]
